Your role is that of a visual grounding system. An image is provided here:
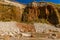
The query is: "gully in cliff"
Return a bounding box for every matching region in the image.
[22,2,60,26]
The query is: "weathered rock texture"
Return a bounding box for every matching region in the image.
[0,1,60,26]
[0,21,36,37]
[22,2,60,26]
[0,1,26,22]
[0,22,60,40]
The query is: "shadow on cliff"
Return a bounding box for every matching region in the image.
[22,2,60,26]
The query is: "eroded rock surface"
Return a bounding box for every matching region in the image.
[22,2,60,26]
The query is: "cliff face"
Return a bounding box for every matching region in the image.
[22,2,60,26]
[0,1,60,26]
[0,1,26,22]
